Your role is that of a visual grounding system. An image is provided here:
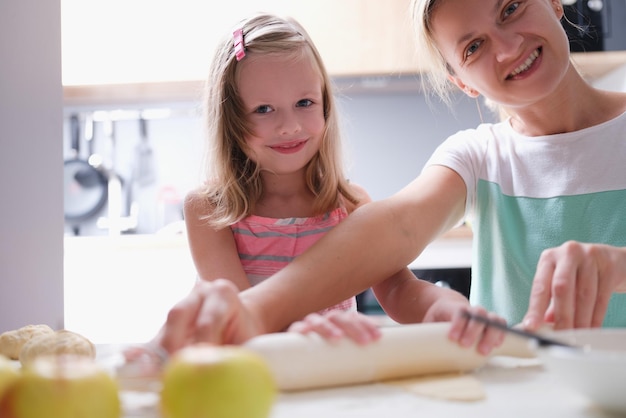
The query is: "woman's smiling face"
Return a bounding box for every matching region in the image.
[430,0,571,107]
[237,51,325,176]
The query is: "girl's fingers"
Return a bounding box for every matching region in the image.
[288,311,381,345]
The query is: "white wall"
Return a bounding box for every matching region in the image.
[339,89,494,201]
[0,1,65,332]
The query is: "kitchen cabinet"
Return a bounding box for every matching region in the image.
[62,0,626,106]
[62,0,417,84]
[62,0,421,106]
[63,51,626,106]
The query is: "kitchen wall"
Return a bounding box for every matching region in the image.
[63,81,499,236]
[338,85,496,201]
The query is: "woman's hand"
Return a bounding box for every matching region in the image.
[444,305,507,356]
[400,280,506,355]
[374,269,506,355]
[523,241,626,331]
[287,310,382,345]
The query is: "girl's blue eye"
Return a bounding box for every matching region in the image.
[296,99,313,108]
[255,105,272,114]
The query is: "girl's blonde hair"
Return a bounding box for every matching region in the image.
[199,13,357,229]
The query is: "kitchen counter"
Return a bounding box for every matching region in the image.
[271,362,595,418]
[64,227,472,344]
[121,356,611,418]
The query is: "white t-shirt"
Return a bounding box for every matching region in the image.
[425,111,626,327]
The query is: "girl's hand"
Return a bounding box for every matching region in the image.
[523,242,626,331]
[287,310,382,345]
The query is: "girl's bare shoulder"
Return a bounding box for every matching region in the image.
[183,186,216,217]
[343,181,372,213]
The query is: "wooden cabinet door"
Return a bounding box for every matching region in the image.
[61,0,420,86]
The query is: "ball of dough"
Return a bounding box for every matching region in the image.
[19,329,96,366]
[0,324,55,360]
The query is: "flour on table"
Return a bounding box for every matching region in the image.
[383,372,486,402]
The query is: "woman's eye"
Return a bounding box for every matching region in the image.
[296,99,313,108]
[465,40,482,58]
[503,2,519,18]
[255,105,272,114]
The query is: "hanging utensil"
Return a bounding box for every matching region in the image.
[133,115,156,187]
[63,113,108,233]
[103,117,124,236]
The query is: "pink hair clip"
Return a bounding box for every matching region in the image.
[233,28,246,61]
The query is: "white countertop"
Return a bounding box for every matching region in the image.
[270,359,597,418]
[121,356,611,418]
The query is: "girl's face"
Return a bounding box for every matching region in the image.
[237,52,325,176]
[430,0,570,107]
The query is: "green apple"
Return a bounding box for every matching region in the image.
[0,355,19,400]
[0,354,121,418]
[160,343,277,418]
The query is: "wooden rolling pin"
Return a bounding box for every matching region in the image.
[243,322,535,391]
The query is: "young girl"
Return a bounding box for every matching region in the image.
[171,12,499,349]
[181,12,372,341]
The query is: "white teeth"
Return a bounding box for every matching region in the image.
[510,49,539,77]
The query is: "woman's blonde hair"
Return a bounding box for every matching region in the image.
[199,13,357,229]
[412,0,508,118]
[410,0,457,104]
